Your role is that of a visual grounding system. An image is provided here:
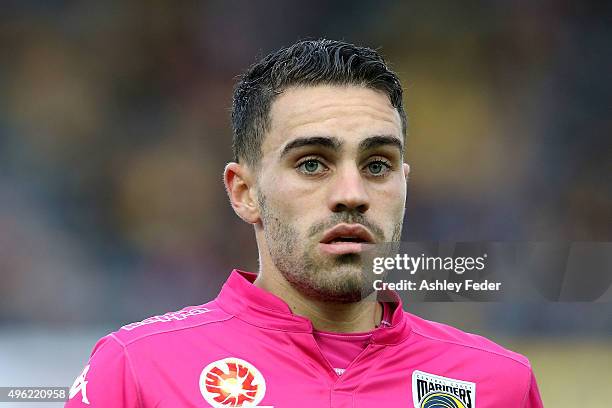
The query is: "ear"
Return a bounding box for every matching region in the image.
[224,162,260,224]
[403,162,411,181]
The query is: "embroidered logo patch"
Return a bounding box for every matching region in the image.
[412,370,476,408]
[200,357,269,407]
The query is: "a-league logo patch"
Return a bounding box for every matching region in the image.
[200,357,272,407]
[412,370,476,408]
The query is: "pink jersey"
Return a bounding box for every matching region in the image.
[66,270,543,407]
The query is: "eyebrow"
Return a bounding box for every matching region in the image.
[358,135,404,154]
[280,136,342,158]
[279,134,403,159]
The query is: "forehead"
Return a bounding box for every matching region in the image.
[262,85,402,156]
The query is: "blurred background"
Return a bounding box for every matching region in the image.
[0,1,610,406]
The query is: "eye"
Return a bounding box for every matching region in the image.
[297,159,327,175]
[365,160,391,177]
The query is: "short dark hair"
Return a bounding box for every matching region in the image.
[231,39,407,167]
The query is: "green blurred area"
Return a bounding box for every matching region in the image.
[0,1,609,327]
[507,340,612,407]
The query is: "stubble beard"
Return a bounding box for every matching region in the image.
[258,193,403,303]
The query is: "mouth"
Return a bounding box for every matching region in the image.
[318,224,374,255]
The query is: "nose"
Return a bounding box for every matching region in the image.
[327,164,370,214]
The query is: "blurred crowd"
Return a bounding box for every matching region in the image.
[0,1,609,333]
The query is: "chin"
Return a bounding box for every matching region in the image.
[314,267,376,303]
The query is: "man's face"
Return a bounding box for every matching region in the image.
[255,84,408,302]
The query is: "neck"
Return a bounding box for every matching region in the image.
[254,266,382,333]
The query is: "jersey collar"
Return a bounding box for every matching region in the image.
[216,269,412,345]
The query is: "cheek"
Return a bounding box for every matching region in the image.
[259,178,311,234]
[265,172,321,214]
[369,179,407,219]
[372,175,406,203]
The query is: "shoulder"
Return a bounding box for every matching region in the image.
[109,300,234,348]
[67,302,234,406]
[405,311,532,371]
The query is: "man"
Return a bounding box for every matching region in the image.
[66,39,543,407]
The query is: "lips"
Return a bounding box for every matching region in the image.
[318,224,374,255]
[320,224,374,244]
